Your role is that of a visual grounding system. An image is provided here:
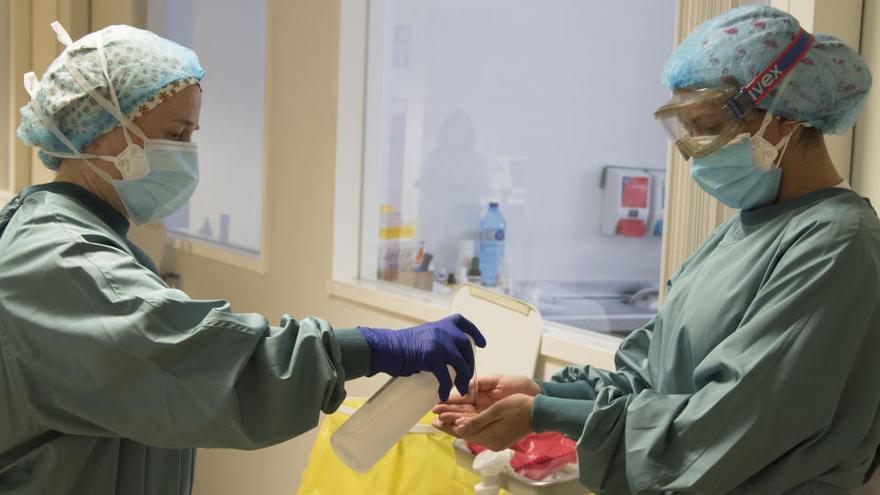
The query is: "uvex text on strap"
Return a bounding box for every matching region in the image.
[726,27,814,119]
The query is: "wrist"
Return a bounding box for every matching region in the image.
[527,379,541,396]
[521,394,536,431]
[358,327,400,376]
[336,328,372,380]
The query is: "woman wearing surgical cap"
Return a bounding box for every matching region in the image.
[0,23,485,495]
[434,6,880,494]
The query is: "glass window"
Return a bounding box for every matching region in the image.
[361,0,676,335]
[0,0,11,193]
[148,0,265,254]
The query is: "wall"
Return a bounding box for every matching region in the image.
[3,0,90,191]
[0,0,10,193]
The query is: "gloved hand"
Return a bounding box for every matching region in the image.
[360,314,487,401]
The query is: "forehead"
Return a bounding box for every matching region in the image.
[139,85,202,124]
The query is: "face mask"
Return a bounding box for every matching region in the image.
[690,110,795,210]
[22,25,199,225]
[39,135,199,225]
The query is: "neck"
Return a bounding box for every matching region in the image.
[54,159,127,217]
[775,136,843,204]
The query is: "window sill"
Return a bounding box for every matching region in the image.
[169,234,266,274]
[327,279,621,367]
[326,279,449,322]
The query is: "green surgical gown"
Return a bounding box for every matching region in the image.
[531,187,880,494]
[0,183,373,494]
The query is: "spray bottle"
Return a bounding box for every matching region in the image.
[331,338,477,472]
[473,449,514,495]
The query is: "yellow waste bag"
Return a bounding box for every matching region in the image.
[298,400,511,495]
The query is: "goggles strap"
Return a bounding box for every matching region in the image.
[744,27,814,104]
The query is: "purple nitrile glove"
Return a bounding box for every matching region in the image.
[359,314,487,401]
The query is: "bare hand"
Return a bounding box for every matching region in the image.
[431,374,540,425]
[432,394,535,451]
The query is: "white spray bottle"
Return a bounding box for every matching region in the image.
[330,367,455,472]
[331,337,477,472]
[473,449,514,495]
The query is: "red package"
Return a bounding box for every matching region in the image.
[467,432,577,481]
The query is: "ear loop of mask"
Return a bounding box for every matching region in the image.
[754,72,798,169]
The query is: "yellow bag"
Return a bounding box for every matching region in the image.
[298,400,511,495]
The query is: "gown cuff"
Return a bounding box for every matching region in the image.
[531,395,594,439]
[538,380,595,400]
[335,328,372,380]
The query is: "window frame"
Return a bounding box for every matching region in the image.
[330,0,641,348]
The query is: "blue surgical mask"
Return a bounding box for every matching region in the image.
[98,140,199,225]
[691,111,794,210]
[40,129,200,225]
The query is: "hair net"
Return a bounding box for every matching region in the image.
[661,5,872,134]
[17,24,205,170]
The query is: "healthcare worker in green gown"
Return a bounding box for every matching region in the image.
[433,6,880,494]
[0,23,487,495]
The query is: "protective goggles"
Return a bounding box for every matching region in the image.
[655,27,814,159]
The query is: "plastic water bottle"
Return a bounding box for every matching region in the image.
[330,368,455,472]
[479,203,506,287]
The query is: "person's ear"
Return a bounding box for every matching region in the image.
[82,127,126,156]
[82,131,111,155]
[743,109,767,135]
[759,115,796,143]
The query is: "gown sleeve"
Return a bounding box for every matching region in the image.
[1,229,372,450]
[574,214,880,494]
[539,319,656,401]
[536,220,717,403]
[530,321,654,440]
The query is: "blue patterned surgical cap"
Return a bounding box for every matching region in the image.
[17,24,205,169]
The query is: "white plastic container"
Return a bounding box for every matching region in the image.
[473,449,514,495]
[331,368,453,472]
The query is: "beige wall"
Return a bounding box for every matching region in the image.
[0,0,9,197]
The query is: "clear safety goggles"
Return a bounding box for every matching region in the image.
[653,85,756,159]
[655,27,815,160]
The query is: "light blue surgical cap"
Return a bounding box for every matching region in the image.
[662,6,872,134]
[17,24,205,170]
